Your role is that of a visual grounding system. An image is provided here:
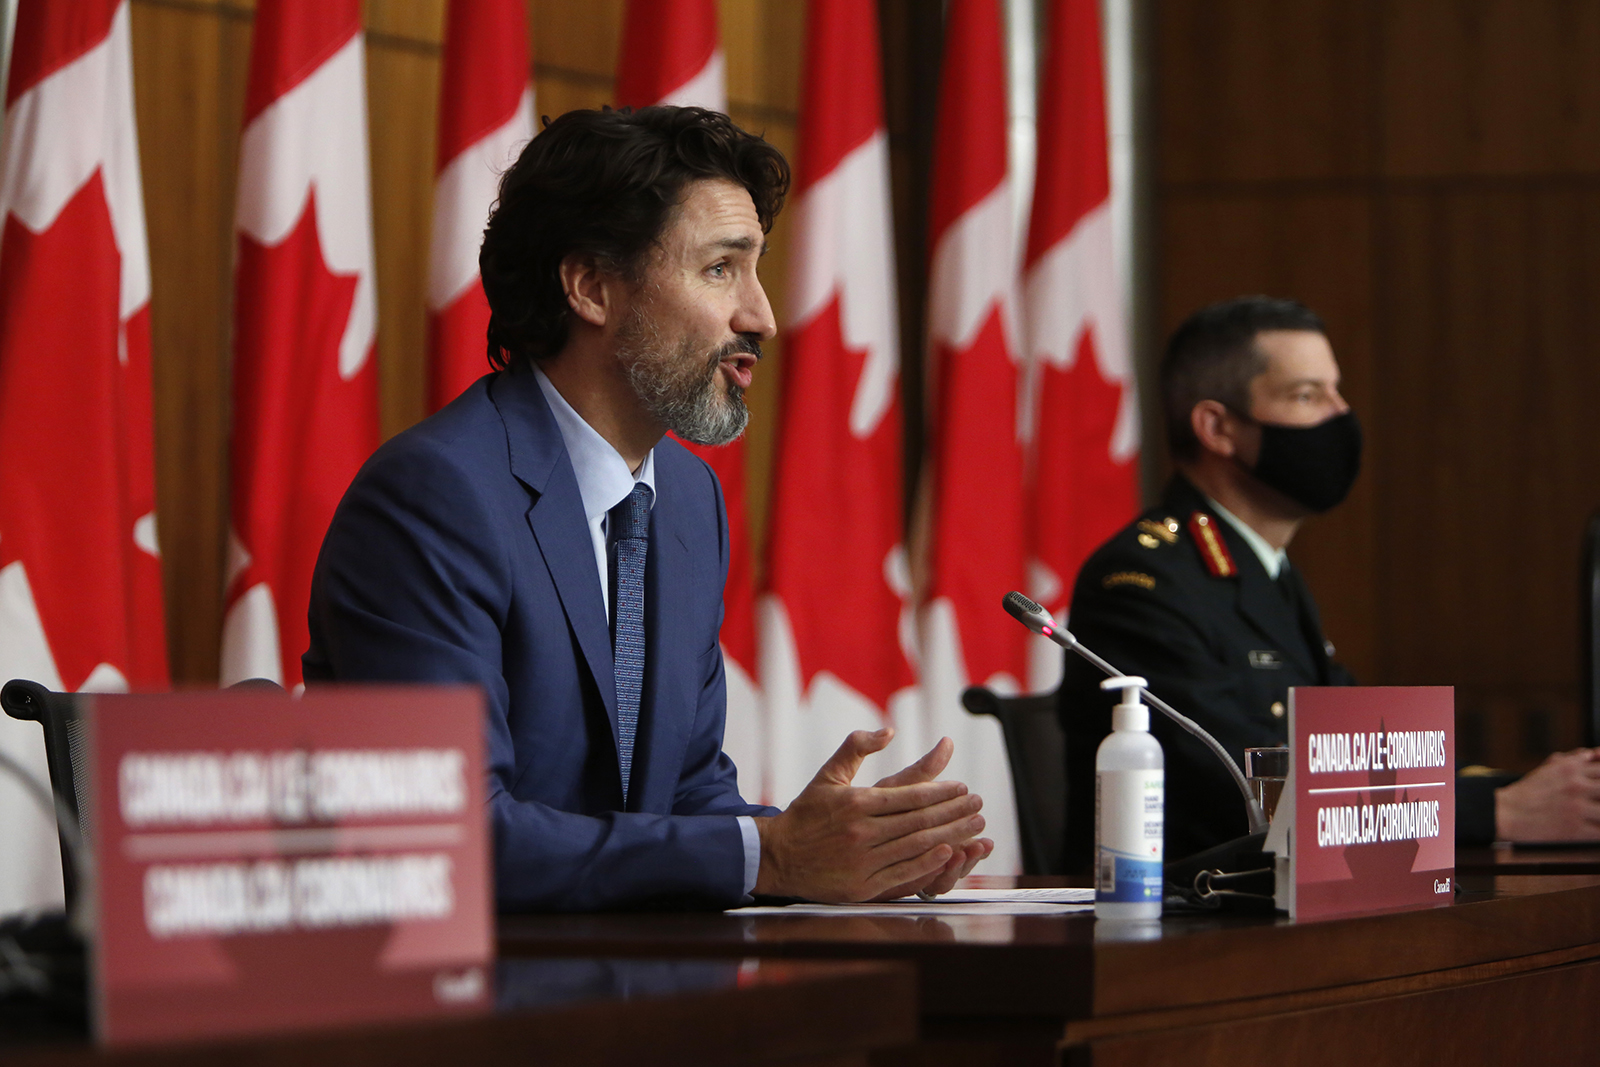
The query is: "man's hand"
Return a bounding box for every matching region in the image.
[1495,748,1600,842]
[866,738,993,900]
[753,728,991,902]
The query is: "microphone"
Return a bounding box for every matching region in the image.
[1002,591,1268,834]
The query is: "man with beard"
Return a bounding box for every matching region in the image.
[305,106,992,911]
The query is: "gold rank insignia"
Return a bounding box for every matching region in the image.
[1103,571,1156,591]
[1187,511,1238,578]
[1136,518,1179,544]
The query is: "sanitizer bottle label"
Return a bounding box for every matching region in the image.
[1095,770,1164,903]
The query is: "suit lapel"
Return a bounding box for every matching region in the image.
[492,370,619,729]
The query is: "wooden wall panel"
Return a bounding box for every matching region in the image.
[365,13,444,439]
[879,0,943,518]
[1156,0,1379,185]
[1380,0,1600,178]
[532,0,622,77]
[722,0,803,116]
[1376,187,1600,758]
[130,0,250,685]
[1158,0,1600,768]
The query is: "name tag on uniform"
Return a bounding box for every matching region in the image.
[1248,650,1284,669]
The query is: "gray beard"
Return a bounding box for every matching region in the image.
[616,310,751,447]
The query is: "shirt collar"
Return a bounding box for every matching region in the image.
[1204,495,1287,580]
[533,365,656,522]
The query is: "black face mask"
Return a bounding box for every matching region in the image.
[1244,410,1363,513]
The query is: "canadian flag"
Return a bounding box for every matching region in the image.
[916,0,1027,873]
[1023,0,1139,692]
[615,0,726,111]
[427,0,535,413]
[614,0,763,794]
[758,0,917,805]
[0,0,167,913]
[220,2,380,688]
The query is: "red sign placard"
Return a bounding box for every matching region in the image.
[86,687,492,1046]
[1286,686,1455,920]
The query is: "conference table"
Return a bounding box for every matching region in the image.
[1457,843,1600,875]
[2,957,916,1066]
[498,873,1600,1066]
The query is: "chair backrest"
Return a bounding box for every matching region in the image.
[1585,511,1600,748]
[2,679,86,905]
[961,685,1065,876]
[0,678,287,910]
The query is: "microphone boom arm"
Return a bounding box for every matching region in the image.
[1052,626,1268,834]
[1004,591,1269,834]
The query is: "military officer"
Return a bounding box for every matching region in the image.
[1058,296,1600,870]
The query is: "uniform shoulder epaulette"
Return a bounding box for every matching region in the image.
[1134,517,1180,550]
[1186,511,1237,578]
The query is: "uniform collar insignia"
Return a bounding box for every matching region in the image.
[1187,511,1238,578]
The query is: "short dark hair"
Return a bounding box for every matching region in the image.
[479,106,790,370]
[1161,296,1326,460]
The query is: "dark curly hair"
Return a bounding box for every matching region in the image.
[479,106,790,370]
[1161,295,1326,460]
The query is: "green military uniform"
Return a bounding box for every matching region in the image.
[1058,475,1354,869]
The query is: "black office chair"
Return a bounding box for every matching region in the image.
[961,685,1066,876]
[1,680,87,906]
[1584,510,1600,749]
[2,677,288,908]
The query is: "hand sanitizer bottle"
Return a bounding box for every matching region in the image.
[1095,676,1164,919]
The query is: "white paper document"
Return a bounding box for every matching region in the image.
[731,887,1095,917]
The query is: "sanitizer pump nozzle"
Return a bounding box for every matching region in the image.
[1106,676,1149,732]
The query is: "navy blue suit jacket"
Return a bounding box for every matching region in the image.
[304,368,774,911]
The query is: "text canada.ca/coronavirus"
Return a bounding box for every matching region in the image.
[1316,799,1441,847]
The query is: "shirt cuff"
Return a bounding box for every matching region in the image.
[737,815,761,897]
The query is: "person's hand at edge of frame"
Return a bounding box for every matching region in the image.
[1495,747,1600,842]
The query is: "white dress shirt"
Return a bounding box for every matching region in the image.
[533,368,760,895]
[1204,495,1288,580]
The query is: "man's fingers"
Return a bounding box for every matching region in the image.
[868,812,987,869]
[918,838,992,896]
[866,845,954,900]
[850,778,970,816]
[812,728,894,787]
[951,839,988,878]
[867,791,983,843]
[1578,798,1600,828]
[870,837,996,902]
[872,736,955,788]
[874,857,959,902]
[909,852,969,900]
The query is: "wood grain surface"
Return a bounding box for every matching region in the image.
[497,875,1600,1027]
[4,958,915,1066]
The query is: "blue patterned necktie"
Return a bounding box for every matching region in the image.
[610,482,653,806]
